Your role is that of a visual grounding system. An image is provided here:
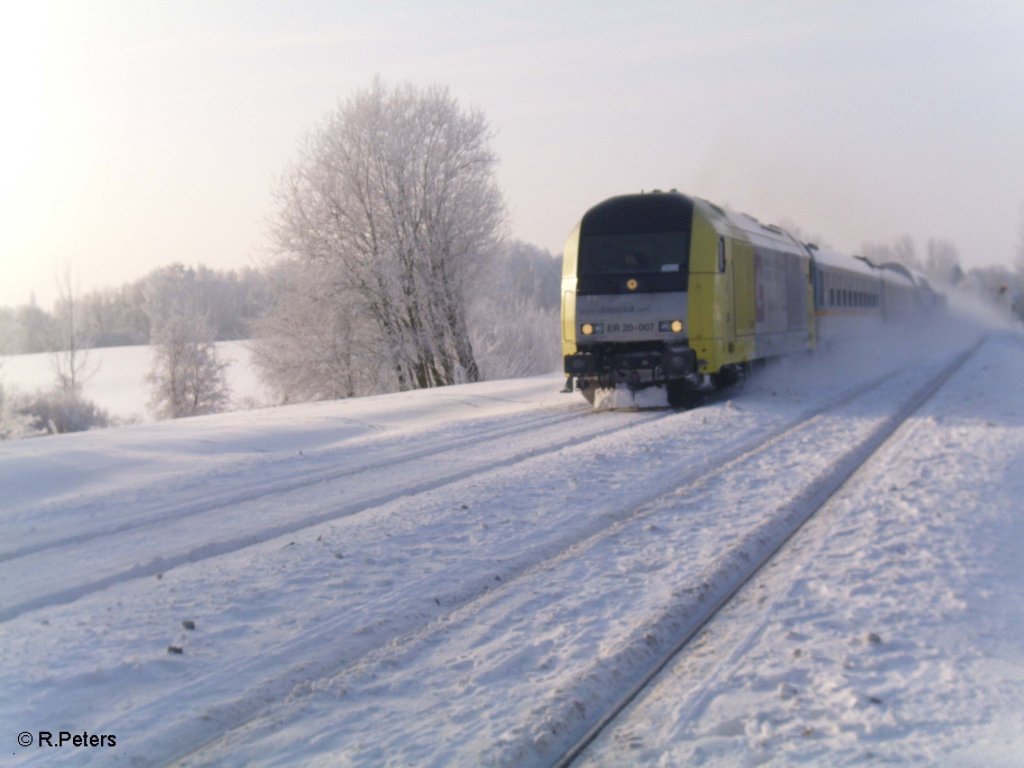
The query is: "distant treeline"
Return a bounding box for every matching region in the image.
[0,264,273,354]
[0,242,563,359]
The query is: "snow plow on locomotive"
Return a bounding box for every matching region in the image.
[561,190,943,407]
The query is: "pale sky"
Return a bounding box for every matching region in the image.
[1,0,1022,309]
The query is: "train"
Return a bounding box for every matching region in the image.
[561,190,943,407]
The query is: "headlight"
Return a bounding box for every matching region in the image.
[581,323,593,335]
[659,320,685,333]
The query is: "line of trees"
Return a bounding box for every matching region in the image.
[0,264,271,356]
[861,233,1024,323]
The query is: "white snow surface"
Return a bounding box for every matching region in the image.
[0,340,270,423]
[2,316,1023,767]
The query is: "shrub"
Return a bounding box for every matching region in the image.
[8,388,110,436]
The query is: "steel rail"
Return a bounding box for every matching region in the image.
[160,359,933,768]
[551,336,984,768]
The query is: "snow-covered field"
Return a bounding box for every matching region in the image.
[0,340,270,423]
[2,313,1023,767]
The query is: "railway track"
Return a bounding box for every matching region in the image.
[552,336,985,767]
[0,404,675,623]
[153,348,981,767]
[6,338,985,767]
[0,403,593,564]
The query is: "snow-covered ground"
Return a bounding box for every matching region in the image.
[0,340,270,423]
[582,331,1024,767]
[1,312,1022,767]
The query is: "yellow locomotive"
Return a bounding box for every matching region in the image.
[562,191,816,406]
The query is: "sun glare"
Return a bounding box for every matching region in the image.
[0,3,51,218]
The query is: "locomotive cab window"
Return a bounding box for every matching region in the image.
[576,192,693,295]
[578,231,690,276]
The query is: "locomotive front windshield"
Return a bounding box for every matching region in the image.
[576,193,693,294]
[578,231,689,275]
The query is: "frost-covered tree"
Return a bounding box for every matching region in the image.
[470,241,562,378]
[51,265,97,393]
[925,239,962,285]
[862,236,924,273]
[1016,203,1024,274]
[12,297,54,354]
[147,313,230,419]
[258,79,505,398]
[891,236,922,272]
[251,260,383,401]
